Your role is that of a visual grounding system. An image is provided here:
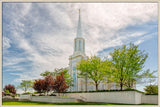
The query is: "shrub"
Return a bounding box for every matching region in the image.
[49,93,56,96]
[123,88,135,91]
[144,85,158,95]
[11,94,15,98]
[3,84,16,95]
[39,94,45,96]
[64,89,144,93]
[22,92,32,95]
[34,91,38,94]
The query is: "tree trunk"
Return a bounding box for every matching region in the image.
[25,88,26,93]
[120,68,123,90]
[120,82,123,90]
[95,81,98,91]
[85,76,87,91]
[96,84,98,91]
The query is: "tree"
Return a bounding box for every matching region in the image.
[110,43,148,90]
[17,80,33,93]
[55,68,73,87]
[40,69,73,87]
[3,84,16,95]
[136,69,157,86]
[52,72,69,96]
[77,55,112,91]
[144,85,158,95]
[44,75,54,95]
[40,71,55,77]
[33,79,46,95]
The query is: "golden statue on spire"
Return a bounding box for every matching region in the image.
[79,9,80,14]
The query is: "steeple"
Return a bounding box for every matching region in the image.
[69,9,88,92]
[76,9,82,37]
[73,9,85,54]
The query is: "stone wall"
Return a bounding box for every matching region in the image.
[64,91,158,104]
[141,95,158,104]
[64,91,141,104]
[19,91,158,104]
[31,96,78,103]
[2,96,19,101]
[19,94,31,101]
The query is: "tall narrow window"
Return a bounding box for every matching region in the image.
[73,67,76,71]
[75,40,77,51]
[79,40,81,51]
[73,72,77,90]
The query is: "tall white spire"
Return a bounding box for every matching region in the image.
[76,9,82,37]
[74,9,85,54]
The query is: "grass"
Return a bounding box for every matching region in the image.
[2,101,157,105]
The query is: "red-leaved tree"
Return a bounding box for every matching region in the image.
[33,79,46,95]
[52,72,69,96]
[44,75,54,95]
[3,84,16,95]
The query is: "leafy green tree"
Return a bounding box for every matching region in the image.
[136,69,157,86]
[17,80,33,93]
[40,71,55,77]
[144,85,158,95]
[77,55,112,91]
[110,43,148,90]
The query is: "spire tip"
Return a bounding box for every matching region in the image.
[79,9,80,14]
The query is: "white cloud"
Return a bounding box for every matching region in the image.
[3,3,158,87]
[134,32,156,45]
[3,37,11,49]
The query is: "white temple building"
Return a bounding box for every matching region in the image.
[68,9,88,91]
[68,10,135,92]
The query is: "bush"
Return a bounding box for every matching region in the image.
[16,94,20,97]
[49,93,56,96]
[144,85,158,95]
[145,93,158,95]
[4,84,16,95]
[39,94,45,96]
[123,88,135,91]
[63,89,144,93]
[11,94,15,98]
[22,92,32,95]
[34,91,38,94]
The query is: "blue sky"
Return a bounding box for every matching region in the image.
[2,3,158,93]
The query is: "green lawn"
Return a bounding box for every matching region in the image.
[2,101,157,105]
